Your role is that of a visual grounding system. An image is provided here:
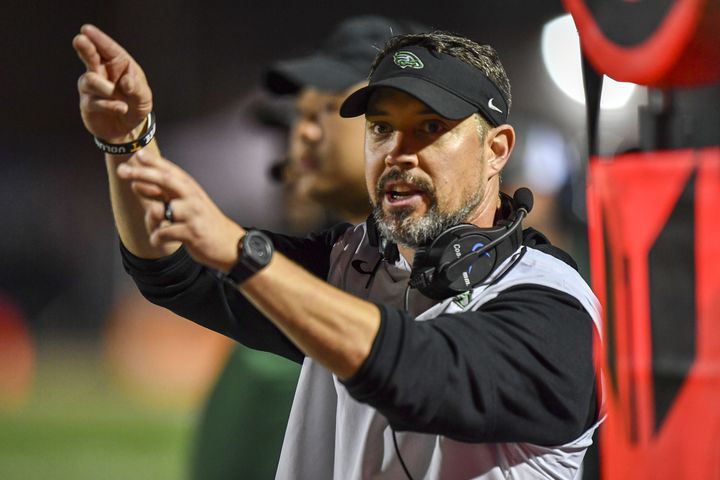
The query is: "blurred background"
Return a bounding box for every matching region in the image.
[0,1,645,478]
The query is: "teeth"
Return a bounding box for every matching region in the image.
[390,191,413,199]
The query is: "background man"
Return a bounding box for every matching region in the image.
[74,24,602,479]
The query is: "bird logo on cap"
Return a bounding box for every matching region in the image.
[393,51,424,69]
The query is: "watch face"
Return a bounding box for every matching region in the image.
[244,230,273,269]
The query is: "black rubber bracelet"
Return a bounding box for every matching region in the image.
[93,112,157,155]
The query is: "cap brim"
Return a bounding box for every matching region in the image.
[265,54,364,95]
[339,76,478,120]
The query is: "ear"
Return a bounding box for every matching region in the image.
[485,124,515,177]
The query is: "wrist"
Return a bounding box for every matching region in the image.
[94,112,156,155]
[116,117,149,143]
[218,226,246,273]
[224,229,274,286]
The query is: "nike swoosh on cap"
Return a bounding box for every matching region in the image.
[488,98,503,113]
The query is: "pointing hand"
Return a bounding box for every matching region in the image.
[73,24,153,143]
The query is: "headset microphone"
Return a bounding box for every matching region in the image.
[511,186,534,213]
[409,188,534,299]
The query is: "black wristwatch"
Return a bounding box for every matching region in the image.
[226,229,274,285]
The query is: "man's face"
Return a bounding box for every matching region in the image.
[364,88,492,248]
[288,83,368,212]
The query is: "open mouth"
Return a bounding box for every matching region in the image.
[387,189,421,200]
[298,154,319,171]
[384,183,426,206]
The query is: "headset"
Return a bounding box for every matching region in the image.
[368,188,534,301]
[409,187,533,299]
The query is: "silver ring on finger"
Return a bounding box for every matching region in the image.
[164,201,174,223]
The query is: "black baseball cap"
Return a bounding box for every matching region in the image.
[264,15,429,94]
[339,45,510,126]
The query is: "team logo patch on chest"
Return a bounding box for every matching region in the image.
[453,290,472,308]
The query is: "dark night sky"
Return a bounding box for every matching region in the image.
[2,1,565,139]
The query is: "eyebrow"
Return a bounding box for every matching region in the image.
[365,106,439,116]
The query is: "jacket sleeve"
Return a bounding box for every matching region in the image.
[343,284,598,446]
[120,223,352,364]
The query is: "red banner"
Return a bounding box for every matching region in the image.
[587,148,720,479]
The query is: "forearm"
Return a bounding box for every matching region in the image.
[239,253,381,380]
[73,23,168,259]
[106,139,180,259]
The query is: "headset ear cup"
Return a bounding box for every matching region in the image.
[411,225,487,300]
[424,225,478,265]
[465,230,503,281]
[464,243,496,283]
[440,232,497,295]
[410,223,519,300]
[411,226,467,296]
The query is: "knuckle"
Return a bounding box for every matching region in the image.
[147,203,161,220]
[185,217,196,233]
[149,205,161,222]
[106,54,125,68]
[180,177,192,191]
[144,207,155,223]
[77,74,89,92]
[188,220,201,238]
[188,201,200,215]
[184,235,197,250]
[156,203,168,221]
[86,99,106,113]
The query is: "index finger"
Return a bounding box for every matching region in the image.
[72,33,102,73]
[79,24,128,64]
[118,163,188,199]
[117,153,191,198]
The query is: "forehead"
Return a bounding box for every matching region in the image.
[296,87,345,110]
[365,88,439,117]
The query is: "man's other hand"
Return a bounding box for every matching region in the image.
[116,150,245,272]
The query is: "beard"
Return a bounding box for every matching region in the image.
[372,169,484,249]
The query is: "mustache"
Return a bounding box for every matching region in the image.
[376,169,434,197]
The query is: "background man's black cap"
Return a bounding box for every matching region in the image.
[264,15,429,94]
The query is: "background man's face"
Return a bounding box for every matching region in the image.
[364,88,491,247]
[287,83,368,211]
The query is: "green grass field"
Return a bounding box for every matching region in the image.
[0,341,195,480]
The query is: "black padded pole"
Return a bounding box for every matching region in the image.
[581,50,603,157]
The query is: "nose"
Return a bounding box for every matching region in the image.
[384,132,419,169]
[295,114,323,144]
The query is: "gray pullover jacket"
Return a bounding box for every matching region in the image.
[122,221,602,479]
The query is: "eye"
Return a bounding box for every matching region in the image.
[421,119,446,135]
[294,107,318,125]
[324,101,340,114]
[369,122,392,135]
